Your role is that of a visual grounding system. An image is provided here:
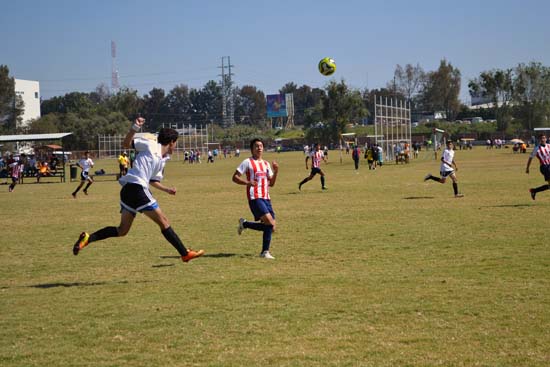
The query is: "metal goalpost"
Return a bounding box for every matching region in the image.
[374,95,411,163]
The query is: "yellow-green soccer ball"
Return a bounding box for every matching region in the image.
[318,57,336,76]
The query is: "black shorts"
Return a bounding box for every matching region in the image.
[120,183,158,215]
[440,170,455,178]
[540,164,550,181]
[310,167,322,176]
[80,171,91,181]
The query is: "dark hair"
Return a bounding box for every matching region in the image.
[249,138,264,151]
[158,128,179,145]
[538,133,547,138]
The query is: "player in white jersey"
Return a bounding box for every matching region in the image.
[72,117,204,263]
[72,151,94,198]
[298,143,328,191]
[233,138,279,259]
[526,133,550,200]
[424,140,464,198]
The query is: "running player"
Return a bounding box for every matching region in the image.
[424,140,464,198]
[232,138,279,259]
[72,117,204,263]
[526,133,550,200]
[8,160,23,192]
[72,151,94,198]
[298,143,328,190]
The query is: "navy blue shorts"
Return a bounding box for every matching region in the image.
[248,199,275,221]
[540,164,550,181]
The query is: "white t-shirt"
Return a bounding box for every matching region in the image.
[440,148,455,172]
[119,138,169,188]
[78,158,94,173]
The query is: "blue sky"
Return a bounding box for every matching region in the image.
[2,0,549,102]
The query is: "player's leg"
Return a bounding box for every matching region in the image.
[143,207,204,262]
[424,173,443,183]
[319,169,327,189]
[298,170,316,190]
[83,176,93,195]
[450,173,463,197]
[73,210,134,256]
[530,166,550,200]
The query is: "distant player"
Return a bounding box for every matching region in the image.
[8,160,23,192]
[299,143,328,190]
[72,151,94,198]
[526,133,550,200]
[72,117,204,263]
[232,138,279,259]
[424,140,464,198]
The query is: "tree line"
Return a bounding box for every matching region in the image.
[0,60,549,150]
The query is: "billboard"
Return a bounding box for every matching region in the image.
[266,94,287,118]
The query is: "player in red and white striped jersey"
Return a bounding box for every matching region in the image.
[298,143,328,191]
[232,138,279,259]
[8,161,24,192]
[526,133,550,200]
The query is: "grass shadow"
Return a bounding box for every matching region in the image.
[29,281,110,289]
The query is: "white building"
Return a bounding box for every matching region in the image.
[14,78,41,128]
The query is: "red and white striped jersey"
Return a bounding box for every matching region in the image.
[309,150,324,168]
[9,162,23,178]
[237,158,273,200]
[530,144,550,165]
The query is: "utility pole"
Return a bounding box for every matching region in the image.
[219,56,235,127]
[111,41,119,94]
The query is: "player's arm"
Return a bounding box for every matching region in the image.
[122,117,145,149]
[269,161,279,187]
[452,159,458,171]
[305,156,310,169]
[232,170,256,187]
[150,180,176,195]
[525,156,533,174]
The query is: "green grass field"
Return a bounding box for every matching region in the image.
[1,148,549,366]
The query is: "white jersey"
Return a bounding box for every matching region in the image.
[237,157,273,201]
[119,137,169,188]
[78,158,94,173]
[440,148,455,172]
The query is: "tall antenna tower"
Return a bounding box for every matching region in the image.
[111,40,120,94]
[219,56,235,127]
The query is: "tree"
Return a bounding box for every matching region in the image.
[234,85,266,126]
[513,62,550,130]
[468,69,513,131]
[317,80,369,143]
[418,59,461,121]
[392,63,426,102]
[0,65,23,133]
[164,84,193,126]
[108,87,143,121]
[142,88,167,132]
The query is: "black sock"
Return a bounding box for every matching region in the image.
[244,221,268,231]
[73,186,82,194]
[533,184,550,193]
[453,182,458,195]
[262,226,273,253]
[299,178,308,186]
[84,183,92,191]
[161,226,188,256]
[89,226,119,243]
[428,176,441,182]
[321,176,326,188]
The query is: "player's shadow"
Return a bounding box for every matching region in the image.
[28,280,150,289]
[29,281,111,289]
[403,196,435,200]
[481,204,532,208]
[158,253,242,261]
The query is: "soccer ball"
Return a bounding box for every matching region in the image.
[318,57,336,76]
